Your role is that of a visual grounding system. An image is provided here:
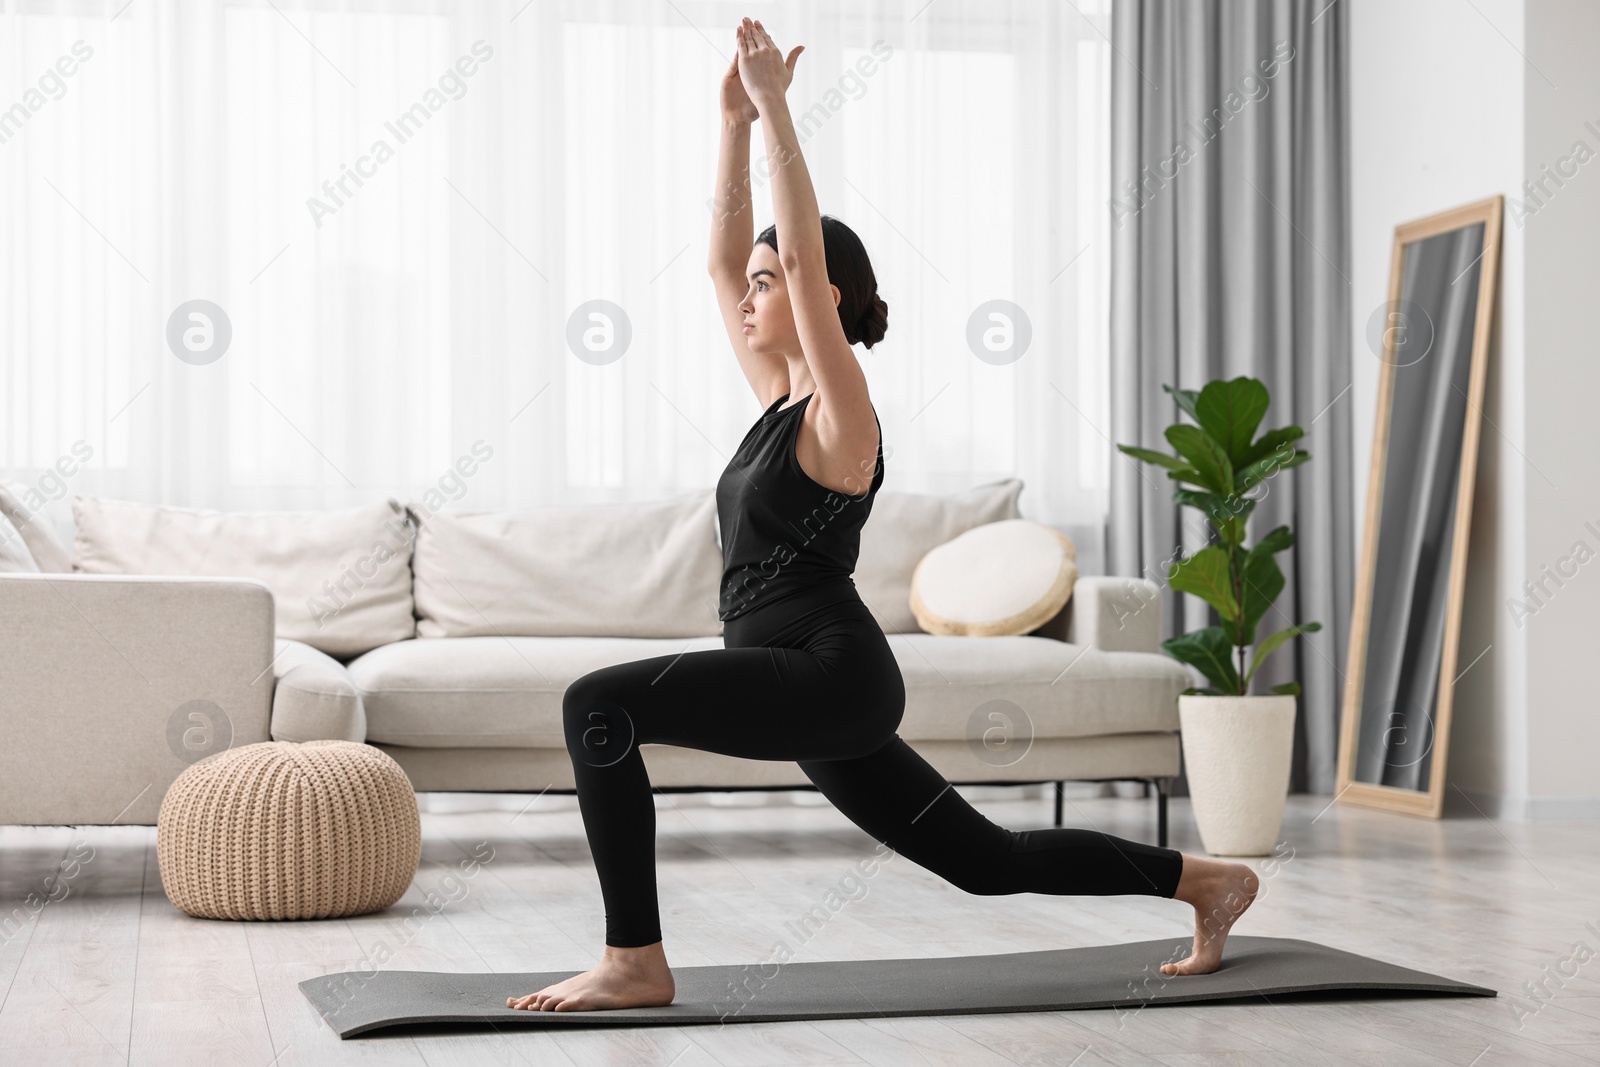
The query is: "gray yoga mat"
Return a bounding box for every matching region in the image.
[300,935,1495,1038]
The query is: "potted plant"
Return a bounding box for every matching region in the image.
[1117,376,1321,856]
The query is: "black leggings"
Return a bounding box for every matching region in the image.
[561,578,1185,947]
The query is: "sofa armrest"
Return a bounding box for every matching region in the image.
[1031,575,1164,654]
[270,638,366,742]
[0,573,276,825]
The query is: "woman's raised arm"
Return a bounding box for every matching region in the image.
[707,45,757,276]
[709,21,806,410]
[740,20,875,441]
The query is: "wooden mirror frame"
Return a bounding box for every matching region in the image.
[1335,194,1503,818]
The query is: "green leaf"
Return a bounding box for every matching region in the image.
[1243,621,1322,689]
[1165,424,1234,495]
[1253,524,1295,556]
[1237,449,1310,492]
[1163,626,1241,695]
[1162,383,1202,424]
[1173,490,1256,544]
[1169,546,1239,621]
[1196,377,1270,468]
[1239,424,1306,468]
[1182,686,1226,696]
[1236,548,1285,646]
[1164,467,1210,489]
[1172,488,1223,513]
[1268,680,1301,696]
[1116,444,1188,472]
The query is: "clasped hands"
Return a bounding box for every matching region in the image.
[720,16,804,124]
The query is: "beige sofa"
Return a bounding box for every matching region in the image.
[0,478,1188,843]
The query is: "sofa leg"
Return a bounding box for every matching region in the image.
[1155,777,1169,849]
[1053,781,1063,828]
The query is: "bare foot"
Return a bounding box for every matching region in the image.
[1160,854,1259,976]
[506,941,675,1012]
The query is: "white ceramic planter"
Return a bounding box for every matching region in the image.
[1178,693,1297,856]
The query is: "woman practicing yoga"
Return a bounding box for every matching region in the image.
[508,18,1259,1013]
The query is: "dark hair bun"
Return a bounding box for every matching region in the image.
[855,292,888,350]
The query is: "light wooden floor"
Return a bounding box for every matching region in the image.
[1,787,1597,1066]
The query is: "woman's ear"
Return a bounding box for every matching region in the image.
[830,284,841,308]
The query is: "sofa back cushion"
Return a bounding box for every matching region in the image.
[0,480,73,573]
[854,477,1025,633]
[71,496,416,658]
[0,510,41,573]
[409,489,723,639]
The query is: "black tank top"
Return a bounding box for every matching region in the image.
[716,391,885,621]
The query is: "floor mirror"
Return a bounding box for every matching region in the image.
[1336,194,1503,818]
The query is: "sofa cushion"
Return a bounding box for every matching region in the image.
[70,496,416,658]
[270,638,367,743]
[910,519,1079,636]
[408,489,723,640]
[0,480,72,573]
[346,633,1184,749]
[347,635,726,748]
[888,633,1184,740]
[854,478,1024,634]
[0,510,40,573]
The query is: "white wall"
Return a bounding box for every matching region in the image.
[1350,0,1600,818]
[1521,0,1600,817]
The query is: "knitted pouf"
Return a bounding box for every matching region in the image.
[157,740,421,921]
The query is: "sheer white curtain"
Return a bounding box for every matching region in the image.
[2,0,1113,569]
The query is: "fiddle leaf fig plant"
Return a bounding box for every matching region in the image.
[1117,375,1322,697]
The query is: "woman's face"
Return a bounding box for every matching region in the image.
[738,242,794,355]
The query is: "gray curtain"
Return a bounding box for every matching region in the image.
[1108,0,1352,795]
